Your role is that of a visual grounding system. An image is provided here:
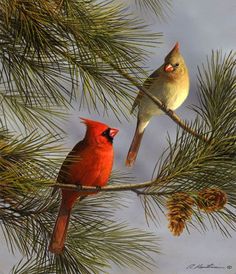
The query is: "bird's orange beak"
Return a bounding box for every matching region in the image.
[164,64,174,72]
[109,128,119,138]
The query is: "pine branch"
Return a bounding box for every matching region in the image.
[0,1,234,271]
[138,50,236,233]
[103,56,209,142]
[0,127,63,195]
[136,85,209,142]
[1,186,160,274]
[194,50,236,137]
[0,0,162,132]
[48,50,234,237]
[133,189,175,196]
[0,92,68,133]
[51,180,155,193]
[135,0,172,19]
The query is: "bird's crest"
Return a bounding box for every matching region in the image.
[164,42,180,62]
[80,117,96,126]
[80,117,108,130]
[169,42,180,55]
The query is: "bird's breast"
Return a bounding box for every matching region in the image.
[68,147,114,187]
[139,74,189,116]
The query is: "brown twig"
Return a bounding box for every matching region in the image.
[137,85,209,142]
[103,56,209,143]
[51,180,156,193]
[50,181,179,197]
[132,189,176,196]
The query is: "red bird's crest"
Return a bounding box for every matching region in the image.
[80,117,119,144]
[80,117,109,129]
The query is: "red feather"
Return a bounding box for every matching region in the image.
[48,118,118,253]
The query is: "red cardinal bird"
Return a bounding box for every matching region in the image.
[48,118,119,254]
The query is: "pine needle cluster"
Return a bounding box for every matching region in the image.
[0,0,235,273]
[135,0,171,19]
[0,0,161,132]
[139,50,236,237]
[0,1,164,273]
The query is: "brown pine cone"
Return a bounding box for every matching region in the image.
[197,187,227,213]
[166,192,194,236]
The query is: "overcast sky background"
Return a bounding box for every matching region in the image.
[1,0,236,273]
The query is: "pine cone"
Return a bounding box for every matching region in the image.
[166,192,194,236]
[197,187,227,213]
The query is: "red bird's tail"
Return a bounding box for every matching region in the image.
[48,202,72,254]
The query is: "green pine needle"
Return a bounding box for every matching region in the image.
[141,50,236,235]
[0,0,162,132]
[135,0,172,20]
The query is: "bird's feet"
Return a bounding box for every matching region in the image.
[95,186,102,191]
[167,108,174,116]
[76,185,82,190]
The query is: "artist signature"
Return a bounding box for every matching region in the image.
[186,263,232,270]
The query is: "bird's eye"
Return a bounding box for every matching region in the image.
[175,63,179,67]
[102,128,113,143]
[102,128,110,137]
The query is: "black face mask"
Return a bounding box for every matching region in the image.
[101,128,113,143]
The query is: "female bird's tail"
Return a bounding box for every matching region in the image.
[126,118,149,167]
[48,201,72,254]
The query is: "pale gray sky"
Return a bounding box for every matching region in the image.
[1,0,236,273]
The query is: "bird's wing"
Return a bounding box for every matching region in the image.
[57,141,85,183]
[51,141,84,195]
[131,68,161,113]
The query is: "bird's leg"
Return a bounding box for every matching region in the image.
[166,108,174,116]
[78,196,87,202]
[95,186,102,191]
[76,184,82,191]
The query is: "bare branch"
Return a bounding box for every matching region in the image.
[132,189,175,196]
[50,182,180,197]
[103,56,209,142]
[136,85,209,142]
[51,180,157,193]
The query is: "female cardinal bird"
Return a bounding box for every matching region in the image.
[126,42,190,167]
[48,118,119,254]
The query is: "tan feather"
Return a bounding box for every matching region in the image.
[131,68,161,113]
[127,42,190,167]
